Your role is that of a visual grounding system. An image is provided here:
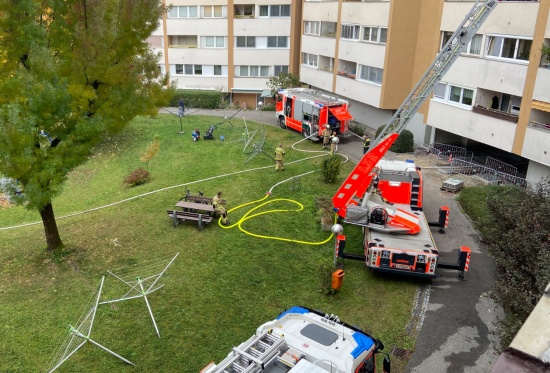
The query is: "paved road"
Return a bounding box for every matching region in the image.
[175,107,501,373]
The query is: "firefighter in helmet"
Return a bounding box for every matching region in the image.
[322,124,331,149]
[213,191,229,225]
[330,131,339,154]
[362,135,371,154]
[275,143,286,171]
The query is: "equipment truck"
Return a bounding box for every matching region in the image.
[332,0,498,279]
[201,306,390,373]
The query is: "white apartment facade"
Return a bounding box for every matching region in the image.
[299,0,550,184]
[150,0,550,183]
[150,1,300,109]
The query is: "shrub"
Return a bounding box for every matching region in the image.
[140,135,160,171]
[321,155,342,184]
[123,168,151,187]
[170,89,223,109]
[457,179,550,350]
[375,126,414,153]
[348,121,366,137]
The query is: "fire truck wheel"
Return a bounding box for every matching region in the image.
[278,117,286,129]
[302,126,311,138]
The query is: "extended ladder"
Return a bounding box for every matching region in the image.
[210,330,285,373]
[373,0,497,145]
[333,0,498,216]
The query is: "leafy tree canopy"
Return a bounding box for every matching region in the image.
[0,0,173,250]
[266,73,301,97]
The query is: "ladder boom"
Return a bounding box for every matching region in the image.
[373,0,498,146]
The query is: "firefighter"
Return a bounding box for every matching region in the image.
[212,191,229,225]
[275,143,286,171]
[362,135,371,154]
[322,124,331,148]
[330,131,339,155]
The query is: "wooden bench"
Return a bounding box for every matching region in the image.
[167,210,213,230]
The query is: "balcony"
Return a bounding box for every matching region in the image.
[337,60,357,80]
[472,106,518,123]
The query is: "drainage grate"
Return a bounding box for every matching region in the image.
[390,346,414,359]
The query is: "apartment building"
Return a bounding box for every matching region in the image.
[150,0,550,183]
[300,0,550,183]
[149,1,301,109]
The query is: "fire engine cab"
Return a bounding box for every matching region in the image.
[275,88,353,138]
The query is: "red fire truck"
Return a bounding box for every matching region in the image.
[275,88,353,138]
[331,0,498,279]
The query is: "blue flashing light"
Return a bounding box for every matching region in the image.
[276,306,309,320]
[350,332,375,359]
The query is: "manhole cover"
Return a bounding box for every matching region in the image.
[391,346,414,359]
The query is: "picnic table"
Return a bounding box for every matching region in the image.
[167,201,216,230]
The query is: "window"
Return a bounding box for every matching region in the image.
[214,65,222,76]
[302,53,318,67]
[321,22,337,38]
[362,26,387,44]
[267,36,288,48]
[169,6,198,18]
[236,36,256,48]
[237,66,269,77]
[359,65,383,84]
[274,65,289,75]
[466,34,482,55]
[434,83,446,99]
[380,28,387,44]
[260,5,290,17]
[204,5,223,18]
[341,24,360,40]
[235,4,254,17]
[442,32,482,55]
[363,27,378,42]
[486,36,532,61]
[304,21,320,36]
[202,36,225,48]
[433,82,474,108]
[176,64,202,76]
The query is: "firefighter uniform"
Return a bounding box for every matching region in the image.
[213,191,229,225]
[362,136,371,154]
[322,126,331,148]
[275,144,286,171]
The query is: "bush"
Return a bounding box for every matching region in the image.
[123,168,151,187]
[321,155,342,184]
[375,126,414,153]
[457,180,550,350]
[170,89,223,109]
[348,121,367,137]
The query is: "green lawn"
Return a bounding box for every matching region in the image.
[0,114,418,372]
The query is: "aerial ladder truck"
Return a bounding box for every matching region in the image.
[332,0,498,279]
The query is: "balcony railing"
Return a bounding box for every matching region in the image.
[529,120,550,131]
[472,105,518,123]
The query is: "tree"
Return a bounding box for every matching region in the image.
[483,179,550,348]
[266,73,301,97]
[0,0,173,252]
[140,135,161,171]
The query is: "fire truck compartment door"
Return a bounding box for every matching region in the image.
[329,107,353,121]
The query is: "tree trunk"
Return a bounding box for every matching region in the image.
[39,201,64,252]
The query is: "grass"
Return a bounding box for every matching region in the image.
[0,114,418,372]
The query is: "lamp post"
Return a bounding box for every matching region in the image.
[331,224,344,267]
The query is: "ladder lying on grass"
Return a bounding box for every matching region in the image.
[210,330,285,373]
